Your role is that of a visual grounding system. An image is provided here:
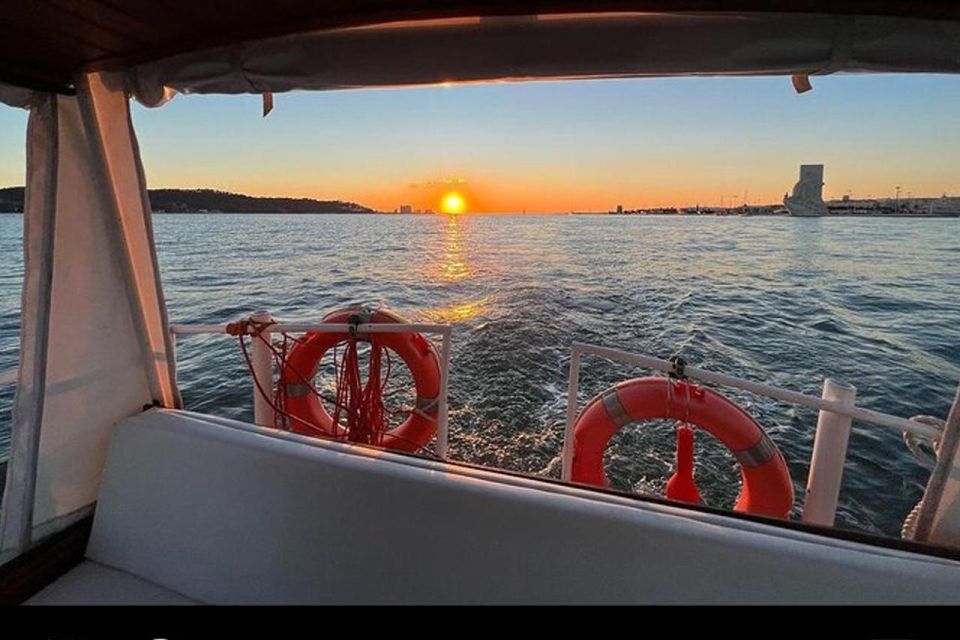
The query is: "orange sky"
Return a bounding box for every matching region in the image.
[181,163,957,214]
[3,75,959,213]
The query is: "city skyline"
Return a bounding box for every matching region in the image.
[1,74,959,213]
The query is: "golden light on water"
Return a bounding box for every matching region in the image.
[441,191,466,214]
[431,298,489,322]
[439,216,470,281]
[423,211,474,283]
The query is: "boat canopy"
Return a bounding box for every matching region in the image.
[2,4,960,97]
[1,5,960,563]
[124,13,960,107]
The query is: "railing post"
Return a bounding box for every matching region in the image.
[250,310,274,427]
[802,378,857,526]
[562,346,582,482]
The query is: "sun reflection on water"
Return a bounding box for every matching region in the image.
[431,215,473,282]
[418,213,492,323]
[429,297,490,322]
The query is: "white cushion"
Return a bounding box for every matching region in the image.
[82,409,960,604]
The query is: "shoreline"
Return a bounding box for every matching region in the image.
[591,212,960,218]
[553,211,960,218]
[0,211,957,218]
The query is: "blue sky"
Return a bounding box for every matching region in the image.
[2,74,959,211]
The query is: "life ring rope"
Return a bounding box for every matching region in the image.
[276,307,442,453]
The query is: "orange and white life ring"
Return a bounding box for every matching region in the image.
[279,307,441,452]
[571,377,794,517]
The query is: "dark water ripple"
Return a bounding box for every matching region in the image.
[0,213,958,538]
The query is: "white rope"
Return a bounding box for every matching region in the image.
[901,415,947,540]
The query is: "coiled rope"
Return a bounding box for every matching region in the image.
[226,317,421,450]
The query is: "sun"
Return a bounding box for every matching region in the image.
[441,191,466,214]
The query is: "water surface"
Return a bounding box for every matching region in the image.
[1,213,958,538]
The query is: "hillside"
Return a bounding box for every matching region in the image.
[0,187,374,214]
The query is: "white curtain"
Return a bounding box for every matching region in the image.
[1,72,180,558]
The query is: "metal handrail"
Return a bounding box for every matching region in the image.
[562,341,947,526]
[567,343,939,438]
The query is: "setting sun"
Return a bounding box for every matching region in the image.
[441,191,466,214]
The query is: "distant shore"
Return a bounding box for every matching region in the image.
[572,211,960,218]
[2,211,958,218]
[0,186,374,215]
[1,184,957,217]
[578,196,960,217]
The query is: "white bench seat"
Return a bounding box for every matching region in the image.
[27,409,960,604]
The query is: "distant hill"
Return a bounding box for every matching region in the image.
[0,187,375,214]
[148,189,375,213]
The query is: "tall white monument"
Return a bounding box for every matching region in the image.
[784,164,828,217]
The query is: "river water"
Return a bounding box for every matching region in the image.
[1,213,958,538]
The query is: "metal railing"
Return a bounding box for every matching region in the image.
[2,328,947,527]
[563,342,944,526]
[170,315,454,459]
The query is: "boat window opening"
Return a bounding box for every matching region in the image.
[105,76,960,536]
[121,74,960,545]
[2,73,959,554]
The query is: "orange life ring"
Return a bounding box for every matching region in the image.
[279,307,441,452]
[571,377,794,517]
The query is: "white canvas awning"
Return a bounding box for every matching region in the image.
[127,13,960,106]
